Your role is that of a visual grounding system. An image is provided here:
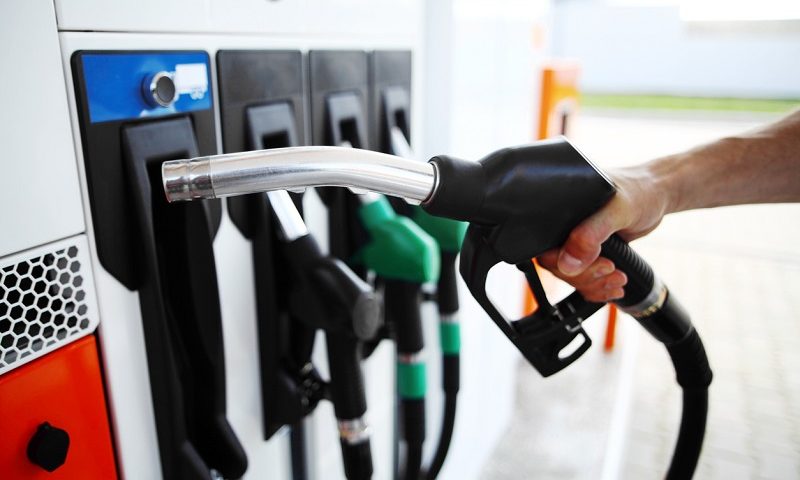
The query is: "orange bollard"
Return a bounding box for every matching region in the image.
[604,305,618,352]
[538,61,581,139]
[522,259,540,315]
[523,61,581,317]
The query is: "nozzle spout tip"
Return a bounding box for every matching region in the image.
[162,158,214,202]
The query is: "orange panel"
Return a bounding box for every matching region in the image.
[604,305,619,352]
[0,335,117,479]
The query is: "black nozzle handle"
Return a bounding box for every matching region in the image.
[308,257,382,341]
[437,251,460,317]
[284,235,382,341]
[457,227,600,376]
[384,280,425,355]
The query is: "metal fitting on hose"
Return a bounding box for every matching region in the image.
[619,278,668,319]
[338,417,370,445]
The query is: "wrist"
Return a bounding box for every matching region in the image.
[643,154,687,214]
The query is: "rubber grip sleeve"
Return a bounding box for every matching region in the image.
[600,235,694,346]
[599,234,655,308]
[667,328,713,390]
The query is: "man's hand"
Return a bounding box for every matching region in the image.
[536,109,800,304]
[537,165,672,303]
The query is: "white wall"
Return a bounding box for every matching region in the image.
[552,0,800,98]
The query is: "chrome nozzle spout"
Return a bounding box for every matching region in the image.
[162,156,213,202]
[162,146,438,205]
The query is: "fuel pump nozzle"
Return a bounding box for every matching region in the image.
[164,138,713,479]
[269,189,381,480]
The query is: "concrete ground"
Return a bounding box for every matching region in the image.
[480,109,800,479]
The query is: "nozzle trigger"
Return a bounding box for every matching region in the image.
[459,226,602,377]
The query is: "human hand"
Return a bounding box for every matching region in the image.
[537,164,672,303]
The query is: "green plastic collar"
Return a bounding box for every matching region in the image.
[411,207,467,253]
[439,322,461,355]
[356,196,440,283]
[397,362,427,399]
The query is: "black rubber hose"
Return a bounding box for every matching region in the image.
[404,441,424,480]
[401,399,426,480]
[665,327,713,479]
[600,235,712,479]
[289,421,309,480]
[667,388,709,480]
[426,394,457,480]
[426,252,461,479]
[325,331,373,480]
[385,280,426,480]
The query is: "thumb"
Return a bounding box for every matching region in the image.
[557,202,626,276]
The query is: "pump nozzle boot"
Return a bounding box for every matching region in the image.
[282,233,382,341]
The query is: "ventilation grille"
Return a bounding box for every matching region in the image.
[0,235,99,375]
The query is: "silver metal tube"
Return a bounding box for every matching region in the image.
[336,141,382,205]
[390,126,416,161]
[162,146,437,205]
[266,190,308,242]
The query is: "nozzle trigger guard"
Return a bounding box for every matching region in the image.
[460,226,603,377]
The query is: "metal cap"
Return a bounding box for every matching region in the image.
[144,71,177,107]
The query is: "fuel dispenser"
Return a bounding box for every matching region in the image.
[6,2,531,479]
[71,51,247,480]
[309,50,440,480]
[369,50,468,479]
[216,50,383,480]
[164,138,715,479]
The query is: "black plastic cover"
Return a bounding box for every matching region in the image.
[71,51,220,289]
[308,50,371,267]
[217,50,317,441]
[72,51,243,480]
[217,50,306,236]
[308,50,370,149]
[369,50,411,153]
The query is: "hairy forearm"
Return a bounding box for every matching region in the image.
[645,109,800,214]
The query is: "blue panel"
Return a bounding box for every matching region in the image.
[81,52,213,124]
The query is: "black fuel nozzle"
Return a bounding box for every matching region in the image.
[423,138,702,375]
[279,229,380,480]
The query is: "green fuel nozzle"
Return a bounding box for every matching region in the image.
[353,194,438,480]
[355,195,440,284]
